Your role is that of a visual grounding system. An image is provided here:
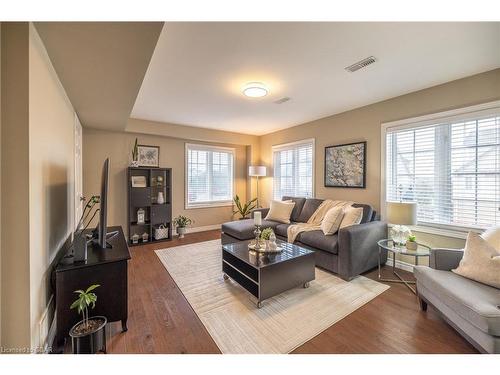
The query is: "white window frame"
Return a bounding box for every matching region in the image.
[185,143,235,209]
[272,138,315,200]
[381,100,500,239]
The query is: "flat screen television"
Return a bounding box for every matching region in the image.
[93,158,118,248]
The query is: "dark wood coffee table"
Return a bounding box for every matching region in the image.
[222,239,315,308]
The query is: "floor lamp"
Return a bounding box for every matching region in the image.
[249,166,266,208]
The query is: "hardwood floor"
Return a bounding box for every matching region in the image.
[99,230,477,354]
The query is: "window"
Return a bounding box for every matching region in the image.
[185,144,234,208]
[273,139,314,200]
[383,102,500,230]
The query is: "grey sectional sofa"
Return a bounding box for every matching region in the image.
[414,248,500,353]
[221,196,388,280]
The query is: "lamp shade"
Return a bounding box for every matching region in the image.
[386,201,417,225]
[249,165,266,177]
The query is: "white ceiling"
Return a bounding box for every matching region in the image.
[131,22,500,136]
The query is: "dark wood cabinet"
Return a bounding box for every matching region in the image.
[53,226,130,351]
[127,167,172,246]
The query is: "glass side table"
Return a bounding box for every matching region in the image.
[377,239,431,294]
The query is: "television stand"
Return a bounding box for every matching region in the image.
[53,226,130,352]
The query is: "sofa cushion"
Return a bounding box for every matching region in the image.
[299,230,339,254]
[222,219,280,240]
[296,198,324,223]
[339,206,364,229]
[282,196,306,222]
[352,203,374,224]
[274,223,290,238]
[414,266,500,336]
[265,200,296,224]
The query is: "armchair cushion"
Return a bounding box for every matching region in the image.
[414,266,500,336]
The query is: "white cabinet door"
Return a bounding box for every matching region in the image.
[74,114,83,229]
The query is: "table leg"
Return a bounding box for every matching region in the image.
[378,246,381,279]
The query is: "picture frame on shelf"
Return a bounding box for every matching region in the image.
[324,141,366,188]
[131,175,147,188]
[137,144,160,167]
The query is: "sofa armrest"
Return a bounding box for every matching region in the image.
[337,221,388,280]
[430,248,464,271]
[251,208,270,219]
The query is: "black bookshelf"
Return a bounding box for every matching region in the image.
[127,167,172,246]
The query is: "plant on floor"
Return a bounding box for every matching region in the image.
[173,215,193,238]
[70,284,100,331]
[260,227,274,240]
[233,195,257,219]
[173,215,193,228]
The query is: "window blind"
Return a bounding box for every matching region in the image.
[273,139,314,200]
[186,144,234,208]
[386,113,500,229]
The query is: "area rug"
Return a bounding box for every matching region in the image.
[155,239,389,354]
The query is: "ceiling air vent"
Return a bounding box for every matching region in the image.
[274,97,291,104]
[345,56,377,73]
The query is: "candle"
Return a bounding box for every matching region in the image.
[254,211,262,226]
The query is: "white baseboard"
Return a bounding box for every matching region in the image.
[45,313,57,353]
[386,256,415,273]
[184,224,221,234]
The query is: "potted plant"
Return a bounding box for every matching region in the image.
[406,234,418,251]
[173,215,193,238]
[69,284,107,354]
[233,195,257,219]
[131,138,139,167]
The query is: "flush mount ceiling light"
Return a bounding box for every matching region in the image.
[242,82,268,98]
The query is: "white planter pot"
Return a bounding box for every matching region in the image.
[177,227,186,238]
[406,241,418,251]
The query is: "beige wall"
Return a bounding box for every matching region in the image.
[259,68,500,252]
[28,23,76,349]
[83,128,250,239]
[0,21,3,347]
[1,22,31,349]
[0,23,76,350]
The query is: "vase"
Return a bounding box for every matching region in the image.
[177,227,186,238]
[157,191,165,204]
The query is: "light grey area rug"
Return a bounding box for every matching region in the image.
[155,239,389,354]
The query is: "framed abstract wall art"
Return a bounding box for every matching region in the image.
[137,144,160,167]
[324,141,366,188]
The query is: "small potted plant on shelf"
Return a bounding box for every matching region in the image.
[233,195,257,219]
[406,234,418,251]
[69,284,107,354]
[173,215,193,238]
